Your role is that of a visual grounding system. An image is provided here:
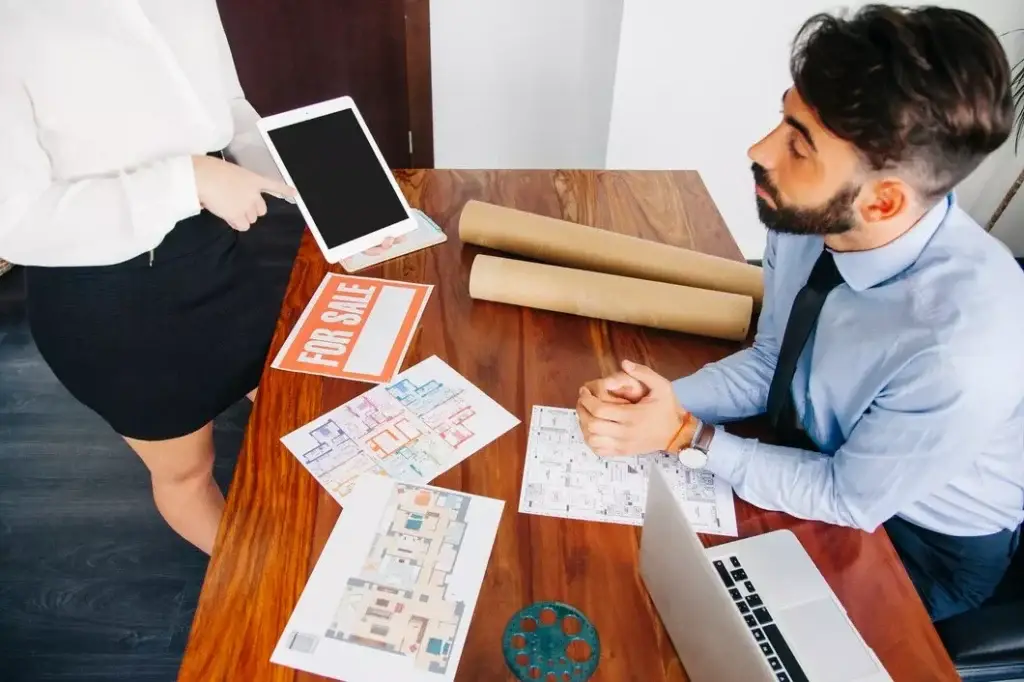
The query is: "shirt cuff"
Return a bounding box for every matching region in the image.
[123,155,201,245]
[705,428,754,483]
[227,99,286,184]
[671,372,719,423]
[671,375,697,403]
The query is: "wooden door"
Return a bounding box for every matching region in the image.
[216,0,433,169]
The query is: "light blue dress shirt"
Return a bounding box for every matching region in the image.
[672,194,1024,536]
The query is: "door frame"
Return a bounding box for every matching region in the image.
[405,0,434,168]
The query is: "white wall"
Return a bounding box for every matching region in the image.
[430,1,1024,259]
[430,0,623,169]
[605,0,1024,258]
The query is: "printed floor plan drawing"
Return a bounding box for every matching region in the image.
[271,476,504,682]
[327,484,471,673]
[519,406,738,536]
[656,455,737,535]
[281,356,519,504]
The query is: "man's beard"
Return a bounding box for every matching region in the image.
[752,163,858,236]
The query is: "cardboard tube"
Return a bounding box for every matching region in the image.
[459,200,763,303]
[469,255,752,342]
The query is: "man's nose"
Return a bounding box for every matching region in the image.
[748,135,774,170]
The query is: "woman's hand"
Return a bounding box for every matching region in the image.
[192,155,296,232]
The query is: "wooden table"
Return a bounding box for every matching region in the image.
[179,171,957,682]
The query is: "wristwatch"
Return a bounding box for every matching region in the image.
[674,419,715,469]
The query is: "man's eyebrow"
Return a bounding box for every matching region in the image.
[781,90,817,152]
[785,115,817,151]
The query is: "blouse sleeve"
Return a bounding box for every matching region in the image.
[0,65,200,266]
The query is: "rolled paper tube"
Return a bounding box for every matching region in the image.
[468,255,752,342]
[458,200,764,303]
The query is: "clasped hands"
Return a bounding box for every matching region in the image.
[575,360,696,457]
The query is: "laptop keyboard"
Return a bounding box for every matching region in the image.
[712,555,810,682]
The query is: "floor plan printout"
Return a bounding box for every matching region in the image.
[281,355,520,504]
[519,406,739,536]
[271,475,504,682]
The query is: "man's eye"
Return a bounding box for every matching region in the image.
[788,136,805,159]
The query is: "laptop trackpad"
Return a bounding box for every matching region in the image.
[776,600,881,682]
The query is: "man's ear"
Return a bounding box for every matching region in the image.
[858,178,909,224]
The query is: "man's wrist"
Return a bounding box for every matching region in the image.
[666,410,699,453]
[674,416,716,470]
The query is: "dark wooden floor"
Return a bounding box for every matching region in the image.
[0,202,303,681]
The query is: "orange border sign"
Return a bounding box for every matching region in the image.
[272,273,432,383]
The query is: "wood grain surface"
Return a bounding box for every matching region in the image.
[179,171,957,682]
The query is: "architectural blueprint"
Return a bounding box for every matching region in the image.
[281,355,520,504]
[518,406,738,536]
[271,476,504,682]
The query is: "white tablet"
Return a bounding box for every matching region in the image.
[256,96,418,262]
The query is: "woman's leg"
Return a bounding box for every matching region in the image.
[124,423,224,555]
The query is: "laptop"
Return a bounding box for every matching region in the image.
[639,465,892,682]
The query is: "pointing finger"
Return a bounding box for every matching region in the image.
[262,179,297,198]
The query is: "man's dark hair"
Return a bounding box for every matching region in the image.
[791,4,1014,200]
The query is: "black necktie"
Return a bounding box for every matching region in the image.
[765,249,845,446]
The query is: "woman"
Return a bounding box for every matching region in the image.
[0,1,304,555]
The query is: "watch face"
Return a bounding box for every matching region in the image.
[677,447,708,470]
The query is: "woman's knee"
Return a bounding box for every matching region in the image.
[124,423,215,485]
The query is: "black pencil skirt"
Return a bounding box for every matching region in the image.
[25,209,290,441]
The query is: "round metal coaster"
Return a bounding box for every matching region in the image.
[501,601,600,682]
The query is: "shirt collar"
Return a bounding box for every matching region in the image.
[831,193,952,292]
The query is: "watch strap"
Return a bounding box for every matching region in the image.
[691,421,715,454]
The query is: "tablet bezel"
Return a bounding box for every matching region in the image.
[256,96,417,263]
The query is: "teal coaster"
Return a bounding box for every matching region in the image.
[502,601,600,682]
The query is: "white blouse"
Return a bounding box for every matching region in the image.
[0,0,283,267]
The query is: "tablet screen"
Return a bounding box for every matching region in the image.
[266,109,409,249]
